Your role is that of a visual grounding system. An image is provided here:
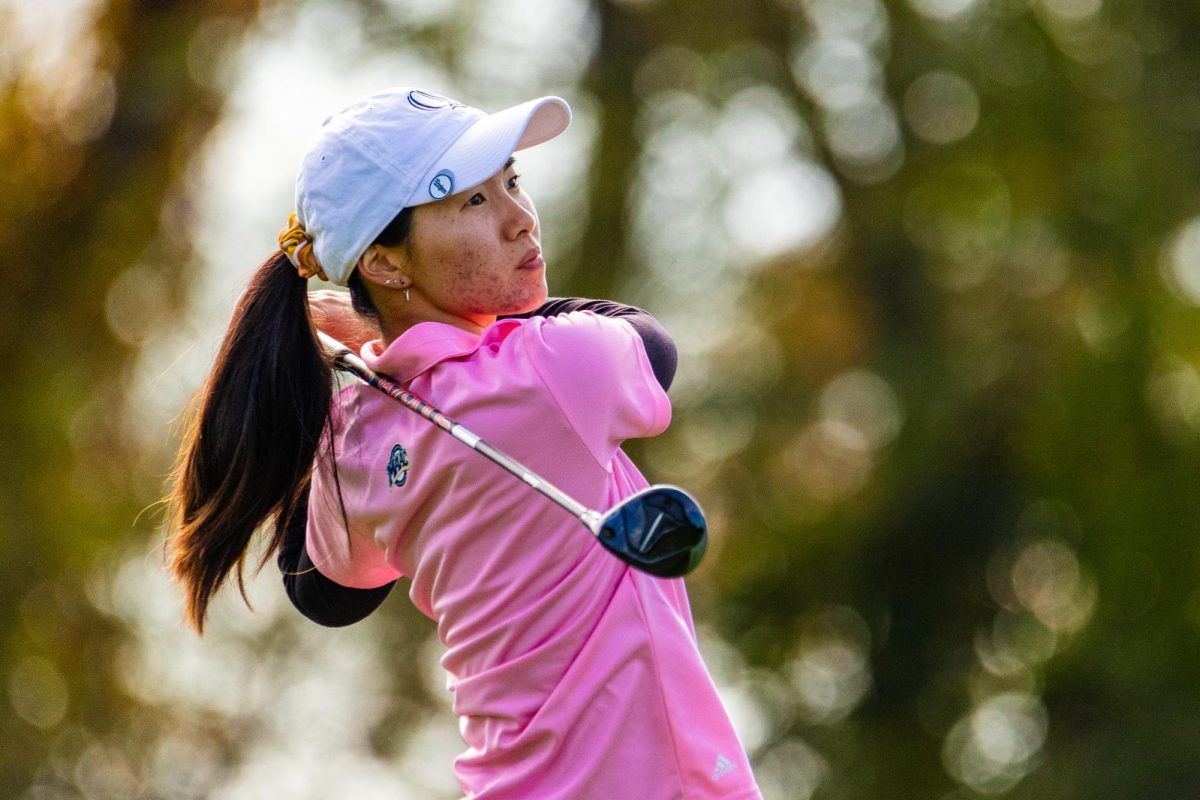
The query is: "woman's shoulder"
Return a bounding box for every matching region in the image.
[501,308,636,351]
[499,311,654,395]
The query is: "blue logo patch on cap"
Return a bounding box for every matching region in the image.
[429,169,455,200]
[386,444,410,488]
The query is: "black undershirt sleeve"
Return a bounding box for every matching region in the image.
[280,297,677,626]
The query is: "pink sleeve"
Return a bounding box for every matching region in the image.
[525,312,672,465]
[304,453,403,589]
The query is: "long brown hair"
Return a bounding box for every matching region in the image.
[167,207,413,633]
[167,252,331,632]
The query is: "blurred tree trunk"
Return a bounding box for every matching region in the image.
[570,0,648,300]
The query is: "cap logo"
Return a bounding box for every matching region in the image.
[407,90,466,112]
[429,169,455,200]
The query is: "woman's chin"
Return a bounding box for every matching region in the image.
[509,287,549,315]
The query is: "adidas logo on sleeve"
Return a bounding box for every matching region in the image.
[712,753,738,780]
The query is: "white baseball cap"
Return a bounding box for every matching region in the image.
[292,88,572,286]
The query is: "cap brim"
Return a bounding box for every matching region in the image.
[407,96,571,206]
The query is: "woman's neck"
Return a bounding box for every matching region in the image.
[377,299,496,348]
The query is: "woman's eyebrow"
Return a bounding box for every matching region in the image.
[504,156,517,170]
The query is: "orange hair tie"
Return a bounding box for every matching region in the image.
[277,213,328,281]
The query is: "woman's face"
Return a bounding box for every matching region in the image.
[401,157,547,326]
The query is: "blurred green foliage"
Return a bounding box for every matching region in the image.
[4,0,1200,797]
[0,1,260,795]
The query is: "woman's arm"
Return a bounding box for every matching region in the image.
[278,488,396,627]
[504,298,678,392]
[307,290,380,352]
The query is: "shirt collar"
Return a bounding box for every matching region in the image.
[361,318,521,382]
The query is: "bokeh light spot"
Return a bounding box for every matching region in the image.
[74,742,139,799]
[1011,540,1096,634]
[903,70,980,145]
[788,606,873,723]
[105,265,171,347]
[1006,220,1071,298]
[797,0,889,46]
[943,692,1048,794]
[792,37,879,111]
[906,0,984,23]
[1160,216,1200,306]
[634,46,708,99]
[715,85,813,168]
[1039,0,1103,22]
[754,737,828,800]
[816,369,904,450]
[1073,288,1131,356]
[723,160,843,260]
[9,656,70,730]
[780,420,875,504]
[822,99,905,184]
[1147,356,1200,443]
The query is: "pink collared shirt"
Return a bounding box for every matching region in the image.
[306,311,762,799]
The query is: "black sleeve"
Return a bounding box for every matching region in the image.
[503,298,678,392]
[278,486,396,627]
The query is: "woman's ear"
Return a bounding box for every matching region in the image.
[358,244,409,287]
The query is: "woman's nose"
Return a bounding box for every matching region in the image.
[504,192,537,239]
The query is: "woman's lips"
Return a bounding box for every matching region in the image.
[519,249,544,269]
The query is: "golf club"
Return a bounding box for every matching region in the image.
[317,331,708,577]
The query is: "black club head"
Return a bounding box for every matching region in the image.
[597,485,708,577]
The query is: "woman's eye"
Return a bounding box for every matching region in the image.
[465,175,519,207]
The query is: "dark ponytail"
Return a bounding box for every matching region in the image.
[167,251,332,633]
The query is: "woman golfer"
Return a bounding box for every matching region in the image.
[168,87,762,799]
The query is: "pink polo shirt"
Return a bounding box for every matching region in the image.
[306,311,762,799]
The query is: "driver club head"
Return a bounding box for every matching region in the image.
[596,485,708,577]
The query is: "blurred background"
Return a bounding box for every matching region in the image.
[3,0,1200,797]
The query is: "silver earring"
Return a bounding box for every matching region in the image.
[385,278,398,285]
[404,288,410,302]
